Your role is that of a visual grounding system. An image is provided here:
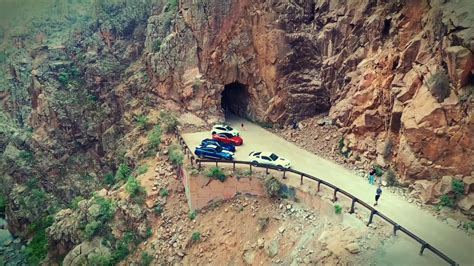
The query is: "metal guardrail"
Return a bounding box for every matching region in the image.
[174,132,458,266]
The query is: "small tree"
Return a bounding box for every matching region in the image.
[125,176,146,203]
[452,180,465,200]
[334,204,342,214]
[148,125,162,150]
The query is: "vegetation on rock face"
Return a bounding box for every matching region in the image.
[427,70,451,102]
[141,251,153,266]
[159,187,169,198]
[264,177,283,198]
[135,115,149,129]
[207,167,227,182]
[191,231,201,243]
[116,163,132,181]
[188,210,197,220]
[159,111,179,133]
[24,216,54,265]
[0,194,6,214]
[147,125,162,157]
[125,176,146,204]
[168,144,184,167]
[153,39,162,52]
[334,204,342,214]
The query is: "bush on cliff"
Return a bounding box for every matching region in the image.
[427,70,450,102]
[207,167,226,182]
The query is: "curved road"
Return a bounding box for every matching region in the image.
[182,116,474,265]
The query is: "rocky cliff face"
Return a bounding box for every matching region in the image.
[145,0,473,207]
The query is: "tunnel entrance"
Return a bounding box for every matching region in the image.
[221,82,250,118]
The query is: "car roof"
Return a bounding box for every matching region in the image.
[253,152,274,157]
[213,124,228,128]
[204,144,218,149]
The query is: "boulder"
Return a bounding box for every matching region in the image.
[457,193,474,212]
[265,239,279,258]
[445,46,473,88]
[345,243,360,254]
[463,176,474,194]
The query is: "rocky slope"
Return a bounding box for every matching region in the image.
[144,0,473,209]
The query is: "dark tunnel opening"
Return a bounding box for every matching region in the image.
[220,82,251,118]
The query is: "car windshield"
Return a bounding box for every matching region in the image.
[225,126,233,130]
[215,146,222,152]
[270,153,278,161]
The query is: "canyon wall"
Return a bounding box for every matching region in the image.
[145,0,473,207]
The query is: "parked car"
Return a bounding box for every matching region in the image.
[194,144,234,160]
[248,151,291,169]
[212,133,243,146]
[211,124,239,136]
[200,139,236,152]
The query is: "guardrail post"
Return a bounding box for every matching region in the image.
[393,224,400,236]
[333,188,338,202]
[317,181,321,192]
[215,161,218,167]
[198,161,201,170]
[349,198,357,214]
[233,162,235,171]
[282,170,286,179]
[249,164,252,171]
[367,210,377,226]
[190,157,194,166]
[419,243,428,255]
[266,167,269,175]
[300,174,303,185]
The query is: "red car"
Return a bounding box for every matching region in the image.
[212,133,243,146]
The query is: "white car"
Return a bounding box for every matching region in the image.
[248,151,291,169]
[211,124,239,136]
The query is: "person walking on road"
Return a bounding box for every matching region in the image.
[368,167,376,185]
[374,184,382,206]
[241,123,245,131]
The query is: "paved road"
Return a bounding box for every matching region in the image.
[182,116,474,265]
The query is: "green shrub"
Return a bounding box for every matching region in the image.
[207,167,226,182]
[383,139,393,160]
[148,125,162,150]
[153,39,162,52]
[385,168,398,186]
[135,115,149,129]
[159,111,179,133]
[264,177,282,198]
[334,204,342,214]
[141,252,153,266]
[373,165,384,177]
[463,221,474,231]
[168,144,184,167]
[88,254,112,266]
[452,179,465,199]
[24,216,53,265]
[85,221,101,240]
[94,196,116,223]
[116,163,132,181]
[104,172,116,186]
[159,187,169,198]
[189,211,197,220]
[427,70,450,102]
[18,151,35,164]
[125,176,146,203]
[70,196,84,210]
[438,194,455,208]
[154,204,163,215]
[146,227,153,238]
[191,231,201,243]
[137,165,149,175]
[58,72,70,85]
[110,233,135,264]
[0,195,6,213]
[0,51,6,64]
